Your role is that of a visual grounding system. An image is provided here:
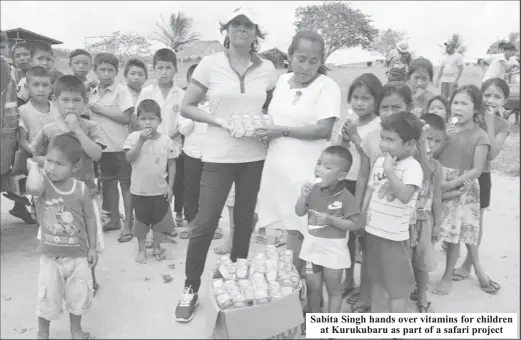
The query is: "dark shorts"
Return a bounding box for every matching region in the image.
[478,172,491,209]
[305,261,324,274]
[99,152,131,190]
[132,194,174,238]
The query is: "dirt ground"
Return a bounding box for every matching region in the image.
[0,171,519,339]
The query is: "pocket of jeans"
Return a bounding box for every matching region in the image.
[67,277,93,312]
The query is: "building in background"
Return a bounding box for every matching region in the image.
[4,27,63,48]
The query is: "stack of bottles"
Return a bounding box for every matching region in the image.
[212,246,301,310]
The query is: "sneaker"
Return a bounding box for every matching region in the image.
[174,286,198,323]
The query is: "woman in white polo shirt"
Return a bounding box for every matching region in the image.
[174,7,277,323]
[256,30,341,275]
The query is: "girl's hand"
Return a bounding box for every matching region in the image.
[254,125,283,140]
[215,117,232,131]
[315,212,331,226]
[301,182,314,197]
[432,226,441,243]
[446,125,459,137]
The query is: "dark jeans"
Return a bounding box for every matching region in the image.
[182,152,203,223]
[184,160,264,292]
[173,153,185,215]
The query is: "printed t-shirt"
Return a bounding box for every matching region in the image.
[123,132,180,196]
[299,182,360,269]
[365,156,423,241]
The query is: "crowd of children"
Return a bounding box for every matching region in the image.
[0,26,516,338]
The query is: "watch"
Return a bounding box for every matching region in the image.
[282,126,290,137]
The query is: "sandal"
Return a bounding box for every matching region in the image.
[214,243,232,255]
[452,269,469,282]
[417,301,432,313]
[256,234,267,244]
[213,228,223,240]
[152,248,167,261]
[117,233,134,243]
[481,278,500,295]
[274,234,286,248]
[351,302,370,313]
[342,286,358,299]
[179,230,192,239]
[344,287,361,304]
[175,217,184,227]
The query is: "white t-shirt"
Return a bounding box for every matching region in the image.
[19,100,59,142]
[344,116,381,181]
[123,132,180,196]
[365,156,423,241]
[440,53,464,83]
[482,54,518,83]
[190,51,277,163]
[179,101,209,159]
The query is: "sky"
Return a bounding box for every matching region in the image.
[1,1,519,62]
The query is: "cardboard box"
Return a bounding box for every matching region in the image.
[208,270,304,339]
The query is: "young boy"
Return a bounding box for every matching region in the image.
[136,48,185,229]
[0,30,9,60]
[364,111,423,313]
[124,58,148,105]
[10,42,32,83]
[31,75,106,295]
[123,99,178,263]
[89,53,134,239]
[69,49,97,93]
[435,39,464,100]
[17,42,56,106]
[26,135,97,340]
[296,145,360,315]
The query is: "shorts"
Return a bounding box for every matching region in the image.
[365,232,415,300]
[410,218,437,272]
[132,194,174,239]
[478,172,491,209]
[37,255,93,320]
[99,152,131,191]
[304,261,324,274]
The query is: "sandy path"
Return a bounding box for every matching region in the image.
[1,172,519,339]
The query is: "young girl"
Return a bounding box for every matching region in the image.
[433,85,491,296]
[451,78,509,294]
[427,95,451,122]
[407,58,436,117]
[338,73,383,311]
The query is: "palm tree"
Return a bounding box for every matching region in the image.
[152,12,202,52]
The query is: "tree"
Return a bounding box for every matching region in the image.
[438,33,467,55]
[294,1,379,59]
[371,28,407,58]
[86,31,152,67]
[152,12,202,52]
[487,32,520,54]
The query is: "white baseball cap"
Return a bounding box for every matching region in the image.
[225,6,259,25]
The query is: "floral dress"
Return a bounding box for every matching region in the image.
[437,125,490,246]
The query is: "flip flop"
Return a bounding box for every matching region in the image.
[351,302,370,313]
[179,230,192,239]
[417,301,432,313]
[345,287,361,304]
[481,278,500,295]
[175,217,184,227]
[274,235,286,248]
[452,269,469,281]
[153,248,167,262]
[256,234,267,244]
[213,244,231,255]
[213,228,223,240]
[117,233,134,243]
[342,286,358,299]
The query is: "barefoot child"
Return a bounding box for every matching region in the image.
[296,146,361,314]
[31,75,106,296]
[451,78,509,294]
[123,99,179,263]
[365,111,424,313]
[433,85,491,296]
[427,95,451,122]
[26,135,98,340]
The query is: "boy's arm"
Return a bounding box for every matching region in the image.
[295,195,309,217]
[18,128,32,154]
[432,161,443,234]
[326,192,361,232]
[355,144,370,210]
[74,127,102,161]
[26,159,45,197]
[82,183,98,267]
[30,130,49,166]
[383,155,423,204]
[123,132,144,163]
[167,139,179,191]
[90,104,132,124]
[167,158,176,200]
[442,188,463,200]
[435,61,445,86]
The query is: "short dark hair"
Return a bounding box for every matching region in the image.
[427,95,451,121]
[153,48,177,69]
[48,134,84,164]
[481,77,510,99]
[347,73,384,115]
[30,42,53,58]
[53,75,87,100]
[93,52,119,71]
[25,66,51,81]
[382,81,413,107]
[69,49,92,61]
[421,113,446,132]
[136,99,161,119]
[381,111,423,143]
[498,41,516,51]
[407,58,434,81]
[186,63,198,82]
[124,58,148,79]
[10,42,31,57]
[322,145,353,172]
